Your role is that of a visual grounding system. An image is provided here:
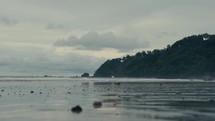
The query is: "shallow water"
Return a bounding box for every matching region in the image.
[0,77,215,121]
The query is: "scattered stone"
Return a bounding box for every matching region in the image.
[209,99,214,103]
[116,82,121,86]
[30,91,34,94]
[71,105,82,113]
[44,75,49,77]
[175,92,181,95]
[93,101,102,108]
[67,92,71,94]
[39,92,42,94]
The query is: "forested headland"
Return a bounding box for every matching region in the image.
[94,33,215,79]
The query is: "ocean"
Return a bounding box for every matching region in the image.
[0,77,214,121]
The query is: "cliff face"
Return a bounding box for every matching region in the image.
[94,34,215,79]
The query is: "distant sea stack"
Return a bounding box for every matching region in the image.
[94,33,215,79]
[81,73,90,77]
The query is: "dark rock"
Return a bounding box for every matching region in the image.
[67,92,71,94]
[93,101,102,108]
[30,91,34,93]
[116,82,121,86]
[71,105,82,113]
[44,75,48,77]
[209,99,214,103]
[175,92,181,95]
[81,73,90,77]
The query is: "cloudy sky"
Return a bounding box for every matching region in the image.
[0,0,214,76]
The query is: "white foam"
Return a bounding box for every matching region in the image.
[203,37,209,41]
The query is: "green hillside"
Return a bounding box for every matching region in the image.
[94,33,215,79]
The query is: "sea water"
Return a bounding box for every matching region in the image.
[0,77,214,121]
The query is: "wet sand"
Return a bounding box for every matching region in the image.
[0,77,215,121]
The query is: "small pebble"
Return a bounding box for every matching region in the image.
[176,92,181,95]
[93,101,102,108]
[209,99,214,103]
[116,82,121,86]
[67,92,71,94]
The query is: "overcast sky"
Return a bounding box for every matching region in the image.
[0,0,214,76]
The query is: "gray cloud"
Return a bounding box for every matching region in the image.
[46,23,67,31]
[0,0,215,76]
[54,32,149,51]
[0,17,18,26]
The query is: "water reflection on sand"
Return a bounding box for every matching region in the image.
[0,78,215,121]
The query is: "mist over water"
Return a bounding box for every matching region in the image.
[0,77,215,121]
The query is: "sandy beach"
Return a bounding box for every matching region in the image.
[0,77,214,121]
